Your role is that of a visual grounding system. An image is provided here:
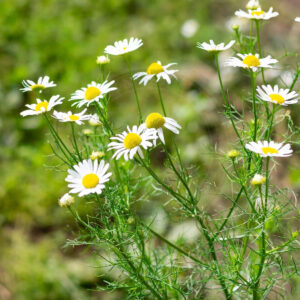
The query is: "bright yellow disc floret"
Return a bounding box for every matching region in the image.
[124,133,142,149]
[85,87,101,100]
[145,113,165,129]
[82,173,99,188]
[147,62,164,75]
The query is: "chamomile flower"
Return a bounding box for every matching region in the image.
[295,17,300,22]
[21,76,56,92]
[96,55,110,64]
[246,141,293,157]
[58,193,75,207]
[235,7,278,20]
[20,95,64,117]
[133,61,178,86]
[225,53,278,72]
[70,80,117,108]
[104,38,143,56]
[108,125,157,160]
[90,151,105,160]
[140,113,181,144]
[66,159,111,197]
[197,40,235,52]
[53,109,91,125]
[251,174,266,186]
[256,85,299,106]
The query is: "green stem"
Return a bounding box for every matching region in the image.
[289,69,300,92]
[124,56,143,123]
[251,71,258,141]
[255,20,265,84]
[71,122,82,160]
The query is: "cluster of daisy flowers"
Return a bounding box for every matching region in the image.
[19,37,181,202]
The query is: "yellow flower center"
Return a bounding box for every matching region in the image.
[31,84,45,91]
[251,10,265,17]
[145,113,165,129]
[82,173,99,189]
[123,47,127,51]
[85,86,101,100]
[35,101,49,112]
[243,55,260,68]
[269,94,285,104]
[261,147,278,155]
[69,115,80,121]
[124,133,142,149]
[147,62,164,75]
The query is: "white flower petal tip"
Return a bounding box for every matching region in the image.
[96,55,110,64]
[197,40,235,52]
[133,61,178,86]
[21,76,56,92]
[245,141,293,158]
[65,159,111,197]
[108,125,157,161]
[235,7,279,20]
[225,53,277,72]
[256,85,299,106]
[20,95,64,117]
[295,17,300,22]
[70,80,117,108]
[53,109,92,125]
[104,38,143,56]
[142,112,181,144]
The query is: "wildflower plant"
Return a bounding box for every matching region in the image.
[20,2,300,299]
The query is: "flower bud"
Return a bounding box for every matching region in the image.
[292,231,299,238]
[96,55,110,65]
[83,129,93,136]
[90,151,105,160]
[246,0,260,10]
[251,174,266,186]
[59,193,74,207]
[227,150,239,158]
[232,24,239,31]
[89,114,102,126]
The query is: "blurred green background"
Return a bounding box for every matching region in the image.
[1,0,300,299]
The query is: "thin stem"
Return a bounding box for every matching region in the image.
[156,81,167,116]
[215,54,246,151]
[124,56,143,123]
[289,69,300,92]
[251,71,258,141]
[255,20,266,84]
[71,122,82,160]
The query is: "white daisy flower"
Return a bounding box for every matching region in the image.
[235,7,278,20]
[256,85,299,106]
[21,76,56,92]
[246,0,260,10]
[108,125,157,160]
[96,55,110,64]
[197,40,235,52]
[20,95,64,117]
[140,112,181,144]
[246,141,293,157]
[104,37,143,56]
[66,159,112,197]
[133,61,178,86]
[251,174,266,186]
[225,53,278,72]
[70,80,117,108]
[58,193,75,207]
[53,109,91,125]
[295,17,300,22]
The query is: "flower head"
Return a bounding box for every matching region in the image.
[227,150,239,158]
[89,114,102,126]
[20,95,64,117]
[90,151,105,160]
[235,7,278,20]
[133,61,178,86]
[70,80,117,108]
[108,125,157,160]
[53,109,91,125]
[251,174,266,186]
[256,85,299,106]
[66,159,111,197]
[246,0,261,10]
[83,129,93,136]
[59,193,75,207]
[246,141,293,157]
[96,55,110,64]
[197,40,235,52]
[105,38,143,56]
[225,53,278,72]
[140,113,181,144]
[21,76,56,93]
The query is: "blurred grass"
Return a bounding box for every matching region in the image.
[0,0,300,299]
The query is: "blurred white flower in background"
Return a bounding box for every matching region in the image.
[181,19,199,38]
